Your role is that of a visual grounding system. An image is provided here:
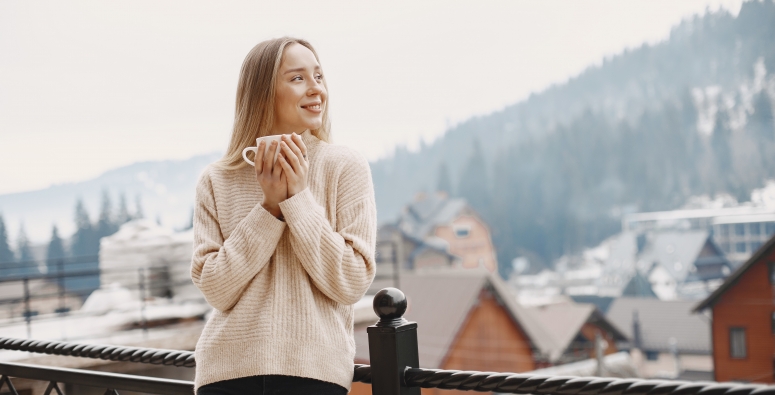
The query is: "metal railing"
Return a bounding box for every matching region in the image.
[0,256,200,338]
[1,288,775,394]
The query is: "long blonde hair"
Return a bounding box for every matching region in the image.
[218,37,331,169]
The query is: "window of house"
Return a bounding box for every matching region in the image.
[736,242,747,253]
[751,223,761,235]
[766,222,775,236]
[454,225,471,238]
[735,224,746,236]
[730,327,747,359]
[717,225,728,237]
[645,351,659,361]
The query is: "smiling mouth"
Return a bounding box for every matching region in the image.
[301,103,321,110]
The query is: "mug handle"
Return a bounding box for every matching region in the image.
[242,146,258,166]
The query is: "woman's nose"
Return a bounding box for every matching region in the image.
[307,82,324,95]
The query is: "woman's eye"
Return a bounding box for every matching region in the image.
[315,74,323,80]
[291,76,302,81]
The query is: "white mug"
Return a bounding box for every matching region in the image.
[242,135,283,166]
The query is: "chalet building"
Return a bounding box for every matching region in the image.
[694,234,775,383]
[597,230,732,300]
[523,302,626,365]
[376,192,498,276]
[607,297,713,380]
[352,270,625,395]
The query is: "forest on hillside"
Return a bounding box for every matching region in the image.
[371,1,775,278]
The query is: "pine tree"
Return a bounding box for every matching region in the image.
[750,91,774,142]
[134,194,145,219]
[0,214,14,265]
[96,189,117,238]
[117,192,131,225]
[711,109,734,192]
[71,198,97,257]
[45,225,66,276]
[436,162,454,195]
[16,223,38,277]
[457,139,490,213]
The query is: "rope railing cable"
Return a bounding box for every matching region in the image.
[403,368,775,395]
[0,337,196,368]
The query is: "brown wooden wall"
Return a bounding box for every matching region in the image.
[711,247,775,383]
[434,214,497,273]
[350,289,536,395]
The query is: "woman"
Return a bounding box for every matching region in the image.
[190,37,377,394]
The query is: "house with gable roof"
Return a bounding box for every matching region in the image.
[376,192,498,278]
[694,233,775,383]
[591,230,732,300]
[352,270,626,395]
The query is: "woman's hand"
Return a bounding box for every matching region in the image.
[278,133,309,198]
[254,140,287,218]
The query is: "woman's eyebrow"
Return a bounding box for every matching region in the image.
[283,66,321,74]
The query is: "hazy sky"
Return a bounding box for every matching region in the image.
[0,0,743,195]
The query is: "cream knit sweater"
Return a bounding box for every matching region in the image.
[190,131,377,391]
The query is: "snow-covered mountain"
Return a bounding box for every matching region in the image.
[0,152,221,244]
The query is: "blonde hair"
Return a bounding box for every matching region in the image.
[218,37,331,169]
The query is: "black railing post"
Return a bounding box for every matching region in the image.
[367,288,420,395]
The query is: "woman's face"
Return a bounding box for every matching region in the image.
[273,43,327,135]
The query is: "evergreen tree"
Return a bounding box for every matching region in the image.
[711,108,734,192]
[134,194,145,219]
[457,139,490,213]
[117,192,131,225]
[16,223,38,277]
[0,214,14,265]
[750,92,774,142]
[45,225,66,276]
[71,198,97,257]
[436,162,454,195]
[96,189,117,238]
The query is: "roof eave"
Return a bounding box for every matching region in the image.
[693,234,775,313]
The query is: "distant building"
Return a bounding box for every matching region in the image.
[514,230,732,302]
[623,204,775,265]
[694,234,775,383]
[607,297,712,380]
[99,220,200,302]
[376,192,497,275]
[522,302,627,365]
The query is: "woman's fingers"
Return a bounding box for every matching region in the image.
[280,140,302,173]
[262,140,276,174]
[292,133,308,158]
[254,141,265,174]
[277,154,294,177]
[273,149,284,178]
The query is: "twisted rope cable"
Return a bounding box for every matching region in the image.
[0,337,374,383]
[0,337,195,368]
[404,369,775,395]
[353,364,372,384]
[5,336,775,394]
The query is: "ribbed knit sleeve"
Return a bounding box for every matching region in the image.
[278,151,377,305]
[190,169,286,312]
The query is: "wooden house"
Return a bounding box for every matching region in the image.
[377,192,498,275]
[352,270,626,395]
[694,234,775,383]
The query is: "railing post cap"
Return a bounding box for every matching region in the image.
[373,287,408,326]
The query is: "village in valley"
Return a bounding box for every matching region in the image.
[2,1,775,394]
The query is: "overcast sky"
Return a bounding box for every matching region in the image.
[0,0,743,195]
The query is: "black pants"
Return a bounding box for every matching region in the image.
[197,375,348,395]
